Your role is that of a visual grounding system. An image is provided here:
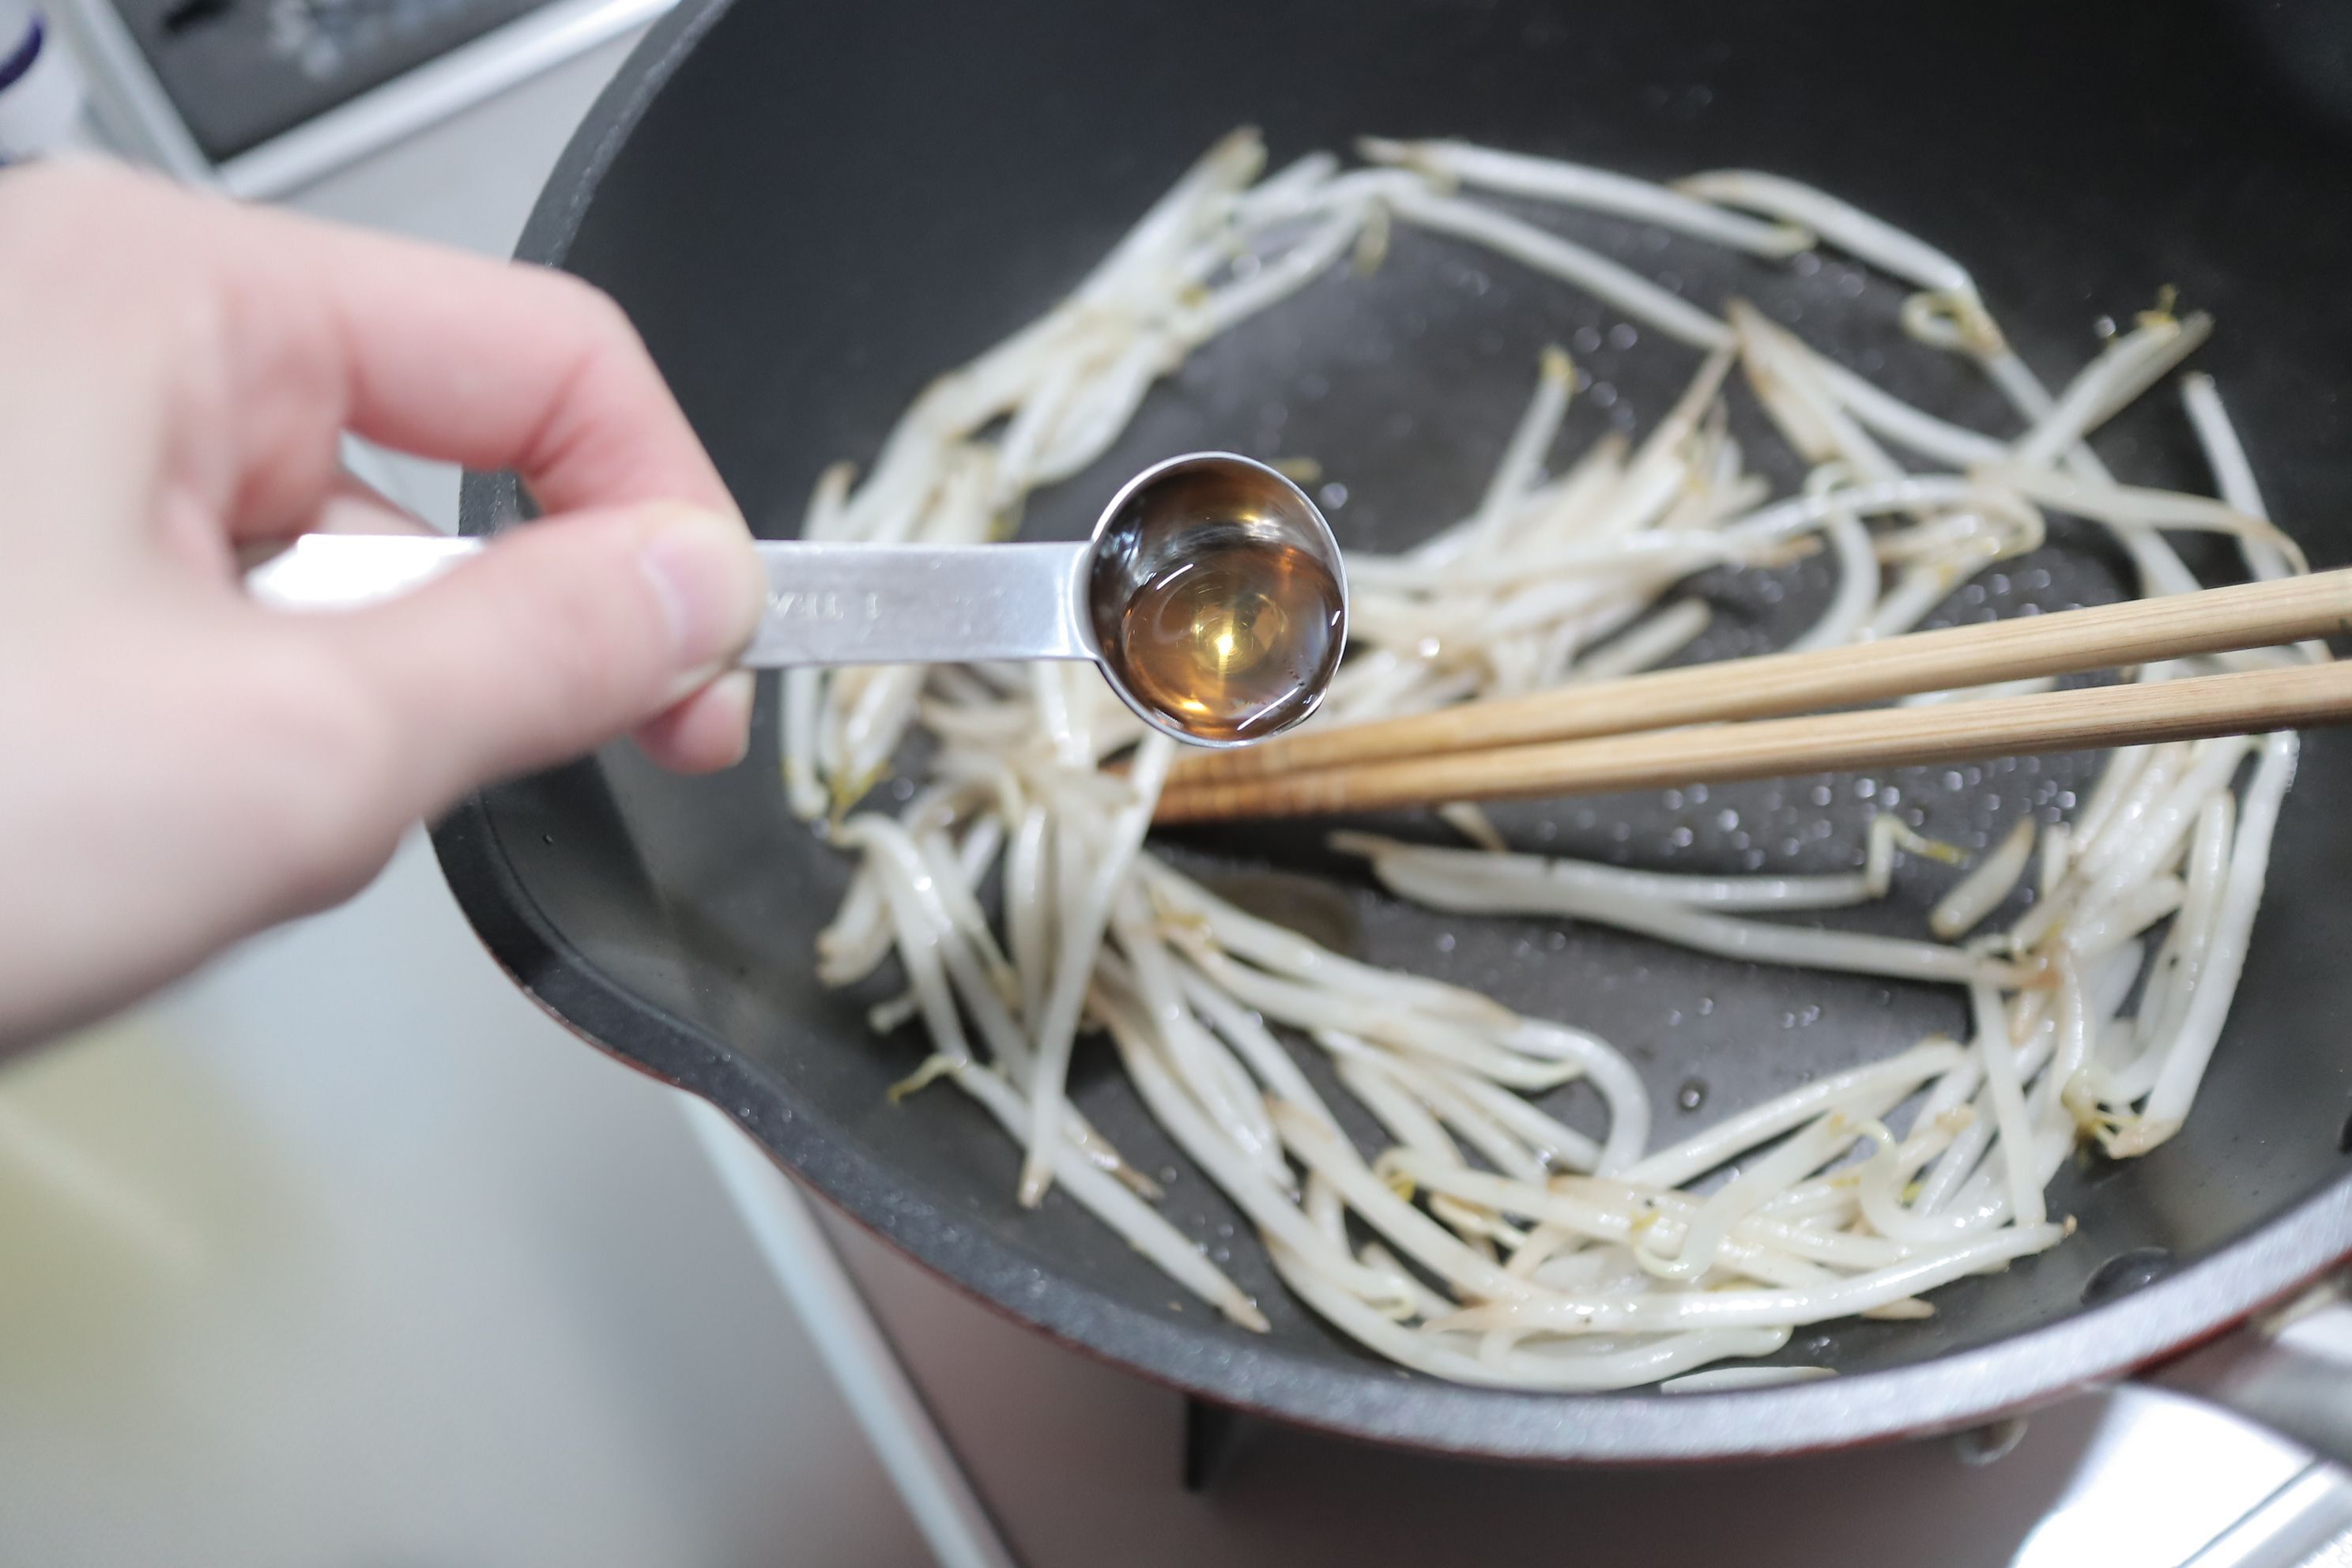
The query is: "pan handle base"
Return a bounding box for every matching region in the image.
[2152,1273,2352,1473]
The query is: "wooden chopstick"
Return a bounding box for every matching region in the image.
[1165,566,2352,793]
[1153,658,2350,823]
[1158,658,2349,823]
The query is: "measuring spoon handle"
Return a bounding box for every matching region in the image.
[246,533,1098,668]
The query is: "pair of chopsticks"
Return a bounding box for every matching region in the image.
[1152,567,2352,824]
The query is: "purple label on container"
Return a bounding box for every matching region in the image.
[0,15,43,95]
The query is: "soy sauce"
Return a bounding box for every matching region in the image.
[1115,536,1344,743]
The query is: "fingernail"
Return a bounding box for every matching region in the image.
[636,504,765,672]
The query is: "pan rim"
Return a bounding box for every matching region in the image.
[435,0,2352,1464]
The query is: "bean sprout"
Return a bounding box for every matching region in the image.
[792,130,2302,1390]
[1361,138,1815,258]
[1930,819,2036,939]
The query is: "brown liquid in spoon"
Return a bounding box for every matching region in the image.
[1115,537,1344,743]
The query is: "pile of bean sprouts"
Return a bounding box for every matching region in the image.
[786,130,2312,1389]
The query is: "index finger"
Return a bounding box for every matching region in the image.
[287,229,737,518]
[13,164,734,528]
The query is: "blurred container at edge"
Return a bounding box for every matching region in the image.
[0,2,94,160]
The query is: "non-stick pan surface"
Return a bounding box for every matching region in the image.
[439,0,2352,1461]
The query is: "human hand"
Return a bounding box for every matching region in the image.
[0,158,768,1049]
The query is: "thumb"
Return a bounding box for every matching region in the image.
[318,501,767,808]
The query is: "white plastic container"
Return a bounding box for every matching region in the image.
[0,2,92,161]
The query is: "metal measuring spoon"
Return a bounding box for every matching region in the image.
[247,452,1348,748]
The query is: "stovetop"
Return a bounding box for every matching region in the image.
[109,0,550,159]
[816,1207,2352,1568]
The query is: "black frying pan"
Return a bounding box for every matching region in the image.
[439,0,2352,1463]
